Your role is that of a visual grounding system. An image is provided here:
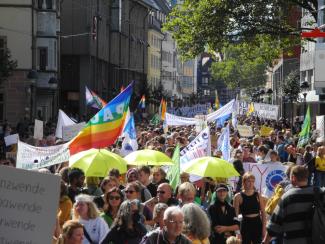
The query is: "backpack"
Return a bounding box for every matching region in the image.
[311,187,325,244]
[265,184,284,215]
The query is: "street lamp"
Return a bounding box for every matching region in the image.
[300,81,309,113]
[27,70,38,122]
[49,77,58,120]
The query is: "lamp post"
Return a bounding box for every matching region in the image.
[300,81,309,114]
[48,77,58,119]
[27,70,38,122]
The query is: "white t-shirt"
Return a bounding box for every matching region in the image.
[80,217,109,244]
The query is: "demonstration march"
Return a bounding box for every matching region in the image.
[0,81,325,244]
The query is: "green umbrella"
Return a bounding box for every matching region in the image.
[183,156,239,178]
[124,149,174,166]
[69,148,127,177]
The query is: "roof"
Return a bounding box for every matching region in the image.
[152,0,171,14]
[140,0,161,11]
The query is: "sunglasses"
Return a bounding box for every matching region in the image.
[109,196,121,201]
[157,190,165,194]
[125,190,136,194]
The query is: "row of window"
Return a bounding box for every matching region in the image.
[150,34,161,49]
[150,54,161,70]
[37,0,55,10]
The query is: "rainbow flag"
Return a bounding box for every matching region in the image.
[70,83,133,155]
[85,86,107,109]
[138,95,145,109]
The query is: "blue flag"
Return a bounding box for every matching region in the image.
[217,124,230,162]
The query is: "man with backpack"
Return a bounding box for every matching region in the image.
[262,165,324,244]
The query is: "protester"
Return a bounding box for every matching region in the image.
[140,206,192,244]
[182,203,211,244]
[73,194,109,244]
[314,145,325,187]
[94,176,119,209]
[56,220,84,244]
[102,199,147,244]
[233,173,266,244]
[68,168,85,202]
[100,187,124,227]
[82,177,103,197]
[263,166,315,244]
[58,180,73,227]
[156,183,179,206]
[152,203,168,230]
[208,184,239,244]
[139,166,158,197]
[177,182,196,207]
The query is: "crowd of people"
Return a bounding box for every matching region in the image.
[0,113,325,244]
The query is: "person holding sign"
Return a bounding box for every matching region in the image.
[233,173,266,244]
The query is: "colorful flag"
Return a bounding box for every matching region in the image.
[298,105,311,147]
[138,95,145,109]
[85,86,107,109]
[120,113,138,156]
[69,83,133,155]
[246,103,255,116]
[217,124,230,161]
[161,99,167,121]
[167,144,180,190]
[150,113,160,126]
[215,92,220,110]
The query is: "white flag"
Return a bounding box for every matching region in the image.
[207,99,235,122]
[55,109,76,138]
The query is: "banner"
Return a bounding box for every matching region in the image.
[316,115,325,143]
[180,127,211,182]
[207,99,235,122]
[4,133,19,146]
[195,115,207,133]
[16,140,70,170]
[62,122,86,141]
[165,112,198,126]
[0,165,60,244]
[33,119,43,140]
[55,109,76,138]
[253,103,279,120]
[237,125,253,137]
[229,163,288,198]
[260,125,274,137]
[168,103,211,117]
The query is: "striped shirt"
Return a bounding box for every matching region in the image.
[267,185,314,244]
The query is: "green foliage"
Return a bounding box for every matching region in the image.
[281,70,301,102]
[0,49,17,83]
[164,0,316,59]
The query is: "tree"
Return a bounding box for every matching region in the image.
[0,49,17,84]
[282,70,301,102]
[164,0,316,59]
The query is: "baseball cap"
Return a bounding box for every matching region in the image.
[215,183,229,192]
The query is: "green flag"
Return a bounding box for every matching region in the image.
[167,144,180,190]
[298,105,311,147]
[150,113,160,126]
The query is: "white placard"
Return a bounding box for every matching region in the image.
[16,140,70,170]
[33,119,43,140]
[62,122,86,141]
[55,109,76,138]
[4,133,19,146]
[195,115,207,133]
[237,125,254,137]
[0,165,60,244]
[316,115,325,143]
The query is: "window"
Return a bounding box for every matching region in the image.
[202,77,209,84]
[46,0,52,9]
[38,47,48,71]
[0,93,3,122]
[0,36,7,58]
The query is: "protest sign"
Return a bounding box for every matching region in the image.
[33,119,43,140]
[237,125,253,137]
[229,163,288,198]
[4,133,19,146]
[16,140,70,170]
[165,113,198,126]
[168,103,210,117]
[0,165,60,244]
[62,122,86,141]
[260,126,274,137]
[253,103,279,120]
[180,127,211,181]
[316,115,325,143]
[195,115,207,133]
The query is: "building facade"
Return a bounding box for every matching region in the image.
[0,0,59,125]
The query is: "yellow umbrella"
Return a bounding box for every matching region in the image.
[124,149,174,166]
[69,148,127,177]
[183,156,239,178]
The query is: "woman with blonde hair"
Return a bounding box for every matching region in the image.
[56,220,84,244]
[315,145,325,187]
[73,194,109,244]
[233,172,266,244]
[182,203,211,244]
